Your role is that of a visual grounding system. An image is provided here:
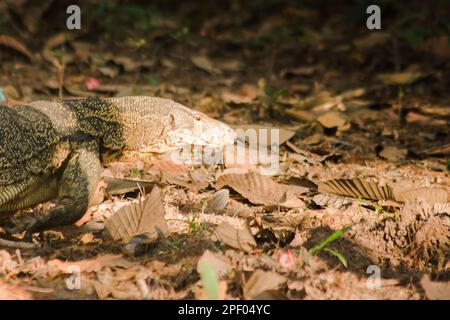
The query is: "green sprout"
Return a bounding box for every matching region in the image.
[309,225,352,268]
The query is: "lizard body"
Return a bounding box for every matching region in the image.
[0,96,235,233]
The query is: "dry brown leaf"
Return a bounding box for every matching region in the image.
[353,32,391,51]
[206,189,229,213]
[48,254,134,273]
[216,58,242,72]
[0,281,33,300]
[421,35,450,59]
[318,178,394,201]
[317,111,350,132]
[280,66,316,78]
[191,55,222,75]
[232,124,297,147]
[147,159,211,190]
[43,32,77,51]
[393,187,448,204]
[216,171,307,208]
[421,274,450,300]
[222,84,259,104]
[110,55,140,72]
[0,35,33,59]
[104,186,168,242]
[99,66,120,78]
[243,270,287,299]
[379,146,408,162]
[251,290,290,300]
[197,250,232,277]
[211,222,256,252]
[377,72,426,85]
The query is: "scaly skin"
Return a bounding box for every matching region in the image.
[0,96,235,234]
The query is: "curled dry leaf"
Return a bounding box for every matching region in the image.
[420,274,450,300]
[105,186,168,243]
[0,35,33,60]
[216,171,308,208]
[243,270,287,299]
[318,178,394,201]
[211,222,256,253]
[206,189,229,213]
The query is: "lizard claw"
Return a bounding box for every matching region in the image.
[5,216,41,235]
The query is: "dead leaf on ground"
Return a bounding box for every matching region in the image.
[318,178,394,201]
[109,55,141,73]
[211,222,257,253]
[0,35,33,60]
[353,32,391,51]
[215,58,243,72]
[393,187,448,204]
[197,250,232,277]
[421,35,450,59]
[48,254,134,273]
[280,66,316,78]
[287,142,342,165]
[216,171,308,208]
[243,270,287,299]
[420,274,450,300]
[206,189,230,213]
[0,281,33,300]
[222,84,259,104]
[146,159,211,190]
[378,146,408,162]
[191,55,222,75]
[43,32,77,51]
[104,186,168,242]
[377,72,426,85]
[232,124,297,147]
[99,66,120,78]
[251,290,290,300]
[317,111,350,133]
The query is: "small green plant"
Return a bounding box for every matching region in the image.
[309,225,352,268]
[129,167,142,177]
[173,26,190,39]
[187,214,205,234]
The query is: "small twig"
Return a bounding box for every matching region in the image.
[0,237,40,249]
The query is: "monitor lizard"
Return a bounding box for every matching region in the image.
[0,96,236,234]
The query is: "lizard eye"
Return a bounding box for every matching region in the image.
[195,115,201,121]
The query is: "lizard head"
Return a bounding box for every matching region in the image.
[163,109,236,150]
[113,97,236,157]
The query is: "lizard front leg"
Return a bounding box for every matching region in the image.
[10,142,103,235]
